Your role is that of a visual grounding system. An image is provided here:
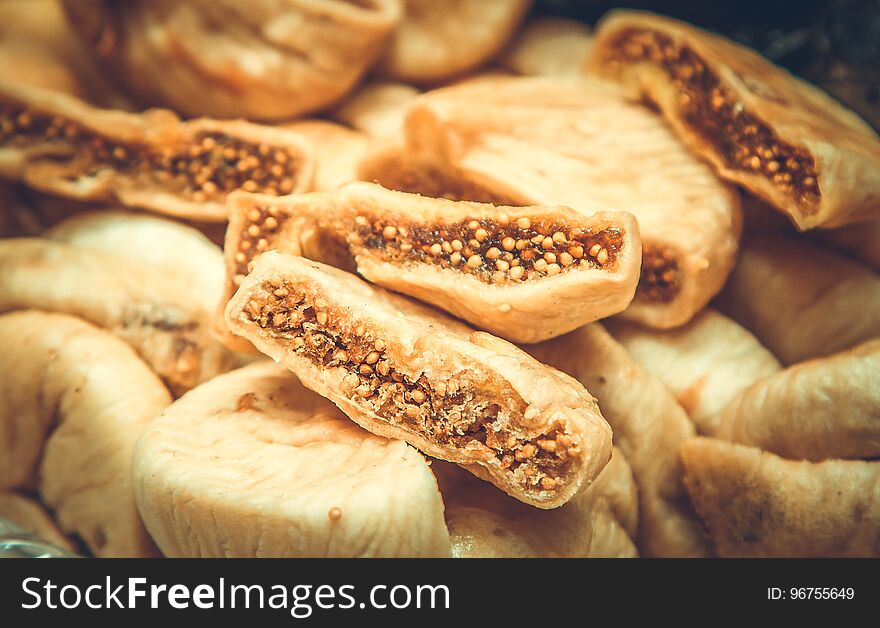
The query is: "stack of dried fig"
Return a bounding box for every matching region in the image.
[1,1,878,558]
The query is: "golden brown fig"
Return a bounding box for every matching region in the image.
[586,10,880,230]
[377,0,531,83]
[435,448,638,558]
[281,120,369,192]
[716,235,880,364]
[62,0,402,120]
[501,16,594,78]
[0,238,235,395]
[711,340,880,461]
[606,309,782,435]
[530,324,710,557]
[46,210,225,315]
[364,76,742,329]
[0,311,168,557]
[133,361,449,557]
[681,438,880,557]
[0,80,314,221]
[224,182,641,344]
[226,252,614,509]
[0,493,74,552]
[331,81,421,138]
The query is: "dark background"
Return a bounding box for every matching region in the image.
[535,0,880,129]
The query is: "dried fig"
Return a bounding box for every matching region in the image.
[530,324,710,557]
[225,252,614,509]
[435,448,638,558]
[377,0,531,83]
[681,438,880,557]
[0,238,235,395]
[0,80,314,221]
[0,311,168,557]
[606,309,782,435]
[586,10,880,230]
[364,77,742,329]
[133,361,449,557]
[224,182,641,344]
[62,0,402,120]
[711,339,880,461]
[716,235,880,364]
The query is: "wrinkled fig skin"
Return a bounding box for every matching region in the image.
[530,324,711,557]
[0,239,236,396]
[711,340,880,461]
[377,0,531,84]
[225,182,642,344]
[226,252,614,509]
[0,311,169,557]
[46,210,225,316]
[0,492,75,551]
[681,438,880,557]
[133,361,449,558]
[586,10,880,230]
[63,0,402,120]
[370,76,742,329]
[435,448,638,558]
[0,80,314,221]
[716,236,880,365]
[607,309,782,435]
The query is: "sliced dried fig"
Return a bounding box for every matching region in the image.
[0,492,75,552]
[0,238,235,395]
[133,361,449,557]
[377,0,531,83]
[711,339,880,461]
[225,252,613,509]
[501,16,594,78]
[46,210,225,315]
[681,438,880,557]
[716,235,880,365]
[365,76,742,329]
[0,311,168,557]
[529,323,710,557]
[225,182,641,344]
[0,80,314,221]
[586,10,880,230]
[435,448,638,558]
[606,309,782,435]
[62,0,402,120]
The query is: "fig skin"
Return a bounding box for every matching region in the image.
[62,0,403,120]
[0,311,169,557]
[133,361,450,558]
[0,238,236,395]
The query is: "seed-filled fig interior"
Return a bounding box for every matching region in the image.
[0,81,313,221]
[225,182,641,344]
[587,10,880,230]
[226,252,614,509]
